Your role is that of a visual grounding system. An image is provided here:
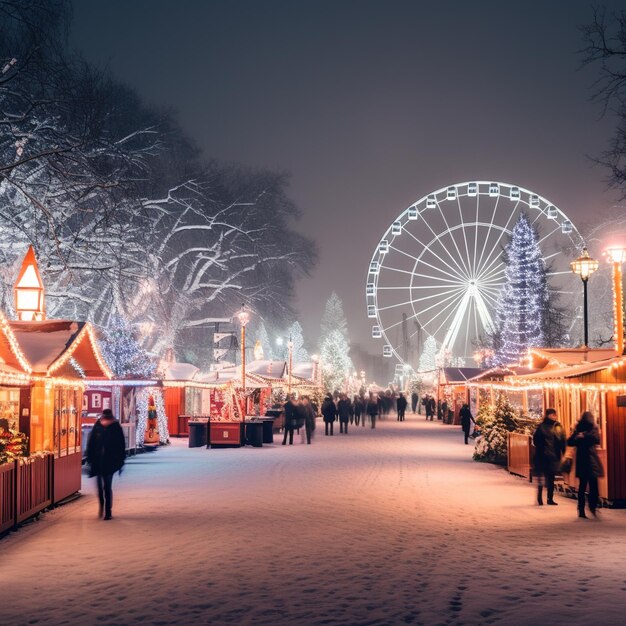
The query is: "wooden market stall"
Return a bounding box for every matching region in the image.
[0,247,112,533]
[438,368,485,424]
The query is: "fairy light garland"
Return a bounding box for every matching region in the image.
[0,312,32,374]
[47,323,112,379]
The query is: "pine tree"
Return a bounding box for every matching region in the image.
[288,321,309,362]
[99,315,156,378]
[473,392,518,464]
[418,336,437,373]
[320,291,348,340]
[492,214,548,366]
[256,321,273,360]
[320,329,353,392]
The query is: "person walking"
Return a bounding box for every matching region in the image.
[302,396,316,445]
[366,393,378,429]
[86,409,126,520]
[567,411,604,518]
[338,394,351,434]
[459,403,475,444]
[353,395,362,426]
[532,408,566,506]
[411,391,419,414]
[397,393,408,421]
[321,394,337,436]
[282,395,297,445]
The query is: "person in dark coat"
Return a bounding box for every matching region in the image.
[302,396,316,444]
[459,403,475,444]
[567,411,604,518]
[426,396,436,421]
[337,394,352,434]
[86,409,126,520]
[411,392,419,414]
[532,408,566,506]
[353,395,363,426]
[397,393,408,421]
[282,395,297,445]
[321,395,337,436]
[366,393,378,429]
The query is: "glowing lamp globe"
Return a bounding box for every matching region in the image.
[14,246,45,321]
[570,247,599,281]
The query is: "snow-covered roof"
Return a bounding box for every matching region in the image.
[291,362,315,381]
[8,319,110,378]
[246,360,287,380]
[162,362,200,381]
[530,347,617,369]
[508,355,626,382]
[440,367,486,384]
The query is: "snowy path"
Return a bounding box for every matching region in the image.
[2,417,626,626]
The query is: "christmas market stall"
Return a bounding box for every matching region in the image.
[0,247,113,533]
[437,367,485,424]
[83,377,165,455]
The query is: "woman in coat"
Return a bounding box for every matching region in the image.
[366,393,378,429]
[321,395,337,436]
[337,394,352,434]
[86,409,126,520]
[567,411,604,518]
[459,404,475,445]
[532,408,565,506]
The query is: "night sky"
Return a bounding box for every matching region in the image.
[71,0,623,355]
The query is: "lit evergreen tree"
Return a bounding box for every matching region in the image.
[418,335,437,373]
[288,321,309,362]
[256,321,273,360]
[320,329,352,392]
[320,291,348,340]
[99,315,157,378]
[492,214,548,366]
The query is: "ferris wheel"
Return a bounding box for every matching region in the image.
[366,181,584,368]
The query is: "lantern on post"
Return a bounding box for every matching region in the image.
[570,247,598,348]
[235,304,250,417]
[14,245,46,321]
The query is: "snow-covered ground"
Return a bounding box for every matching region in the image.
[2,416,626,626]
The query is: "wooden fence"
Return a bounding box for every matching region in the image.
[0,462,16,534]
[17,454,53,524]
[507,432,533,481]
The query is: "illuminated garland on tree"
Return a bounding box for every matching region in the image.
[99,315,156,379]
[492,214,547,366]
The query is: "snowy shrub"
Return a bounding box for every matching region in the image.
[473,393,518,465]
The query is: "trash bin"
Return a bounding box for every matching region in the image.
[245,421,263,447]
[188,421,207,448]
[259,418,274,444]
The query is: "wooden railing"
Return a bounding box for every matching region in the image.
[16,454,53,524]
[53,452,82,504]
[507,432,533,481]
[0,462,16,534]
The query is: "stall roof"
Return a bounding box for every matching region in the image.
[508,355,626,382]
[441,367,486,384]
[162,362,199,382]
[9,319,111,378]
[529,347,617,369]
[246,360,287,379]
[291,362,315,382]
[467,366,538,382]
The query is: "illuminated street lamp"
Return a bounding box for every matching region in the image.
[14,246,45,321]
[236,304,250,404]
[605,248,626,354]
[570,247,599,348]
[287,335,293,395]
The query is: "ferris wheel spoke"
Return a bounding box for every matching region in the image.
[473,289,495,333]
[381,264,467,285]
[478,264,506,284]
[442,291,472,352]
[378,288,462,312]
[435,200,472,278]
[390,244,466,282]
[472,194,480,277]
[537,223,562,247]
[478,287,500,308]
[427,290,470,338]
[474,194,501,276]
[403,225,468,280]
[476,209,519,278]
[456,196,473,277]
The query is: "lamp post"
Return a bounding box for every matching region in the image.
[287,335,293,396]
[236,305,250,417]
[570,247,599,349]
[605,248,626,354]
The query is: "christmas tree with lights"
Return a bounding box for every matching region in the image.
[99,314,157,379]
[492,214,548,366]
[287,321,309,362]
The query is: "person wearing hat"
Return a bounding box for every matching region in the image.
[86,408,126,520]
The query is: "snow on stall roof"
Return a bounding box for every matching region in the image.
[441,367,486,383]
[9,320,84,373]
[531,347,617,367]
[291,362,315,381]
[162,362,199,381]
[246,359,286,379]
[510,355,626,381]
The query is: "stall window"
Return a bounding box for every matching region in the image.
[0,388,20,432]
[54,387,81,457]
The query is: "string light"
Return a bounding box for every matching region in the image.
[0,311,33,374]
